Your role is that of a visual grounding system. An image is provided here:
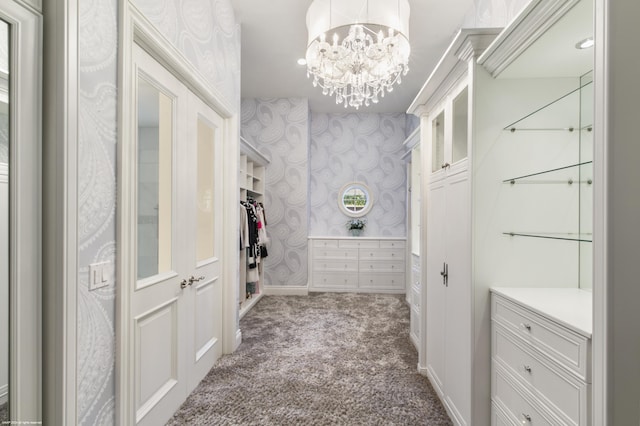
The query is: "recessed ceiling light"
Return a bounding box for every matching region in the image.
[575,37,594,49]
[297,58,307,66]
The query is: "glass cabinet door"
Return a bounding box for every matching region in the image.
[432,110,445,172]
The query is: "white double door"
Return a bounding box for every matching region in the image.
[132,45,224,425]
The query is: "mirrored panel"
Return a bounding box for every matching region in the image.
[137,77,173,280]
[196,118,215,262]
[339,182,373,218]
[0,18,9,422]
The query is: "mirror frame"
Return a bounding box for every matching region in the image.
[338,182,373,218]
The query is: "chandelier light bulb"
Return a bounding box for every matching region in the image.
[305,0,411,110]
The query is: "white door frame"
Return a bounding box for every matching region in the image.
[116,4,239,424]
[1,1,42,422]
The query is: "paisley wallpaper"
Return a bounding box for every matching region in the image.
[241,98,309,288]
[76,0,240,424]
[309,113,408,237]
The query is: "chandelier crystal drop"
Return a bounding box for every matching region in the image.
[305,0,411,109]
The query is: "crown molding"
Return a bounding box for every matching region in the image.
[477,0,582,77]
[407,28,501,116]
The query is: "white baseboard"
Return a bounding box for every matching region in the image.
[417,363,429,376]
[263,285,309,296]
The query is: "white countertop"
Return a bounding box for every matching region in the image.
[490,287,593,338]
[308,236,406,240]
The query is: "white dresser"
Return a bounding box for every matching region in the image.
[308,237,405,293]
[490,288,592,426]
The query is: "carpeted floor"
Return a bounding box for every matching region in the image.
[167,292,452,425]
[0,402,7,423]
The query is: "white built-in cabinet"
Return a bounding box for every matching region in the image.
[308,237,405,293]
[408,28,500,425]
[491,288,592,425]
[408,0,595,424]
[239,137,269,318]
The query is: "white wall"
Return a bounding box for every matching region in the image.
[0,165,7,405]
[605,0,640,422]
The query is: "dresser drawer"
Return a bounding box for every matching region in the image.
[339,239,379,249]
[312,239,338,248]
[379,240,405,249]
[493,362,564,426]
[313,260,357,273]
[493,324,587,425]
[313,248,358,261]
[492,295,590,380]
[360,248,404,261]
[359,260,404,273]
[358,273,404,289]
[492,402,515,426]
[312,272,358,288]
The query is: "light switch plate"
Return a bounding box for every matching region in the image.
[89,261,111,291]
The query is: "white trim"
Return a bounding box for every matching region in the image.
[1,1,43,423]
[592,0,607,423]
[239,292,263,319]
[407,28,501,115]
[240,136,270,166]
[308,236,406,241]
[117,3,240,424]
[42,0,76,421]
[263,286,309,296]
[0,1,43,423]
[477,0,582,77]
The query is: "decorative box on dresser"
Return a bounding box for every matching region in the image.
[308,237,405,293]
[491,288,592,426]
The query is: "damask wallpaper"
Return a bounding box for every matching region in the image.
[76,0,240,424]
[309,113,408,237]
[241,98,310,288]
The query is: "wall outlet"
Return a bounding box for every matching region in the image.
[89,261,111,291]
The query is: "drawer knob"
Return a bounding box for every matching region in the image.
[523,365,532,374]
[370,265,373,269]
[521,323,532,331]
[522,413,532,423]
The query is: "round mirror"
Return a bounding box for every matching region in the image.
[339,182,373,217]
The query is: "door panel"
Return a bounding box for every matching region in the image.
[133,45,188,426]
[444,171,471,423]
[186,95,223,391]
[131,44,225,425]
[136,300,178,413]
[426,179,447,394]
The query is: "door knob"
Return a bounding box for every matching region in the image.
[188,275,205,286]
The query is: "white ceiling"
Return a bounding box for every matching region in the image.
[231,0,475,113]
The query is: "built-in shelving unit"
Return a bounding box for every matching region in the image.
[239,137,269,319]
[500,72,593,253]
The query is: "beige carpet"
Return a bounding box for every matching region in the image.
[167,292,452,425]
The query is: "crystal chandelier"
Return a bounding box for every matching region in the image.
[305,0,411,109]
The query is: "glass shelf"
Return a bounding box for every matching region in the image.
[503,232,592,243]
[503,161,593,185]
[503,80,593,131]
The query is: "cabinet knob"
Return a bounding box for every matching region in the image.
[521,414,532,423]
[521,323,532,331]
[523,365,532,374]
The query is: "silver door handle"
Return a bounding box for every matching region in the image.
[180,279,188,289]
[188,275,205,285]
